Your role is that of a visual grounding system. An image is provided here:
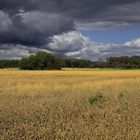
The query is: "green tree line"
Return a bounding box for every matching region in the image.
[95,56,140,69]
[0,52,140,70]
[0,60,19,69]
[0,52,92,70]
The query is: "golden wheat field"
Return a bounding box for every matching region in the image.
[0,69,140,140]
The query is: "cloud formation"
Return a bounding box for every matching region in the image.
[0,0,140,60]
[0,10,74,47]
[48,31,89,52]
[0,11,12,32]
[0,31,140,60]
[0,44,45,60]
[48,31,140,61]
[75,22,130,30]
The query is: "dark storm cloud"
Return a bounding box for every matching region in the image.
[1,0,140,20]
[0,10,74,47]
[0,0,140,47]
[0,0,140,59]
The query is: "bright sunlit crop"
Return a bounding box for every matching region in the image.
[0,69,140,139]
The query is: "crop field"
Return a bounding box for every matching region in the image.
[0,69,140,140]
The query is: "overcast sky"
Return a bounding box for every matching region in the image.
[0,0,140,61]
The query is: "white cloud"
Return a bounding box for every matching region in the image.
[48,31,92,52]
[124,38,140,47]
[1,31,140,61]
[48,31,140,61]
[0,44,46,60]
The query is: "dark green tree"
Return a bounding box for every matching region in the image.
[19,51,65,70]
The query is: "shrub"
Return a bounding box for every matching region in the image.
[88,94,103,105]
[117,92,124,103]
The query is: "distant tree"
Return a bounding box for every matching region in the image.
[19,51,65,70]
[107,56,140,69]
[1,52,140,70]
[64,59,93,68]
[0,60,19,68]
[20,55,36,70]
